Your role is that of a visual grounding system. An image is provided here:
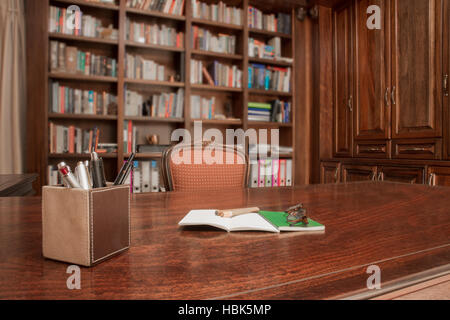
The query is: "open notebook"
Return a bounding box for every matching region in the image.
[178,210,325,233]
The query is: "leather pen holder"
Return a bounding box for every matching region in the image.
[42,185,130,267]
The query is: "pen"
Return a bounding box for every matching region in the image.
[57,162,81,189]
[114,152,135,185]
[215,207,260,218]
[90,152,107,188]
[118,153,136,185]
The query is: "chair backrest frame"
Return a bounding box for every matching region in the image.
[161,141,249,191]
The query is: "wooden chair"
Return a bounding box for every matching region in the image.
[161,142,249,192]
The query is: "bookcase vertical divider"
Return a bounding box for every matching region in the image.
[184,0,192,134]
[243,0,249,135]
[117,0,126,170]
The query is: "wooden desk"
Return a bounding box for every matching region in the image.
[0,174,38,197]
[0,182,449,299]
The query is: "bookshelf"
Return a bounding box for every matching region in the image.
[26,0,297,191]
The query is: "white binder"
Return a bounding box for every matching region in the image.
[151,160,159,192]
[272,159,279,187]
[279,160,286,187]
[265,159,272,187]
[133,162,141,194]
[258,160,265,187]
[286,159,292,186]
[250,161,259,188]
[141,161,151,193]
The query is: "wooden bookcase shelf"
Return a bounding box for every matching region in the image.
[27,0,297,190]
[191,18,243,30]
[49,73,118,82]
[125,7,186,21]
[49,113,118,120]
[191,50,243,60]
[49,33,119,45]
[124,41,184,52]
[248,57,292,67]
[49,153,118,159]
[190,84,243,92]
[124,116,184,123]
[53,0,120,11]
[124,79,185,87]
[248,28,292,39]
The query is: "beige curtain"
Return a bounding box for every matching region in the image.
[0,0,26,174]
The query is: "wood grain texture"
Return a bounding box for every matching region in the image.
[0,174,38,197]
[0,182,449,299]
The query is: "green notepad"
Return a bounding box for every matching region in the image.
[259,211,325,232]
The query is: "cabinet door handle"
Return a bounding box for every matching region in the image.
[377,172,384,181]
[444,74,449,97]
[428,173,435,186]
[347,95,353,112]
[391,86,396,105]
[404,147,426,152]
[384,87,390,106]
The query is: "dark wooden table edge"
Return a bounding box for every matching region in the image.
[206,243,450,300]
[0,174,38,197]
[337,263,450,300]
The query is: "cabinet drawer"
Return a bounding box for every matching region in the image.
[354,141,391,159]
[341,164,377,183]
[392,139,442,160]
[378,166,425,184]
[320,161,341,184]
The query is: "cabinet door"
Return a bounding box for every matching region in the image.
[391,0,443,139]
[341,164,377,183]
[333,3,353,156]
[354,0,391,140]
[428,166,450,186]
[320,161,341,184]
[444,0,450,158]
[378,166,425,184]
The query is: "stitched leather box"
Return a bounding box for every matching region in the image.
[42,185,130,267]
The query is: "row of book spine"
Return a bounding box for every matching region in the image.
[248,64,291,92]
[125,88,184,118]
[247,100,291,123]
[190,95,215,119]
[50,41,117,77]
[49,123,94,154]
[48,6,118,40]
[50,82,117,115]
[126,0,185,15]
[248,37,281,59]
[191,26,236,54]
[248,7,291,34]
[249,159,293,188]
[130,161,161,193]
[191,0,242,25]
[125,54,165,81]
[126,19,184,48]
[191,59,242,88]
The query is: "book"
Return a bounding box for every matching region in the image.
[178,210,325,233]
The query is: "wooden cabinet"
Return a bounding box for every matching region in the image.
[427,166,450,186]
[378,166,425,184]
[391,0,443,139]
[333,3,353,156]
[341,164,377,183]
[320,161,341,184]
[392,139,442,160]
[444,0,450,159]
[354,0,391,141]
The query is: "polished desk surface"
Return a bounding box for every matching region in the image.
[0,182,449,299]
